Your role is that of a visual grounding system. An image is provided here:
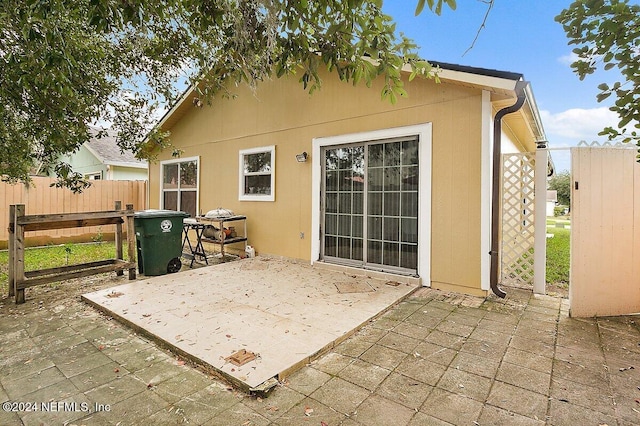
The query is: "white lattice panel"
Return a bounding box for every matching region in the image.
[501,153,536,287]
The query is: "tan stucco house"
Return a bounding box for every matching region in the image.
[149,61,546,297]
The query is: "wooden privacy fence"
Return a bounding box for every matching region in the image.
[8,202,137,304]
[0,176,146,248]
[570,145,640,317]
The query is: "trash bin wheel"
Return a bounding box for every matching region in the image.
[167,257,182,273]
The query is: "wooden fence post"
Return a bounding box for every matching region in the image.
[8,205,15,297]
[126,203,136,280]
[14,204,25,304]
[115,201,123,276]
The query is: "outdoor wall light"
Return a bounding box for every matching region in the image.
[296,152,308,162]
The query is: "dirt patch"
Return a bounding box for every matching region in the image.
[546,282,569,299]
[0,272,140,317]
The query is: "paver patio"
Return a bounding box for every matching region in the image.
[1,258,639,425]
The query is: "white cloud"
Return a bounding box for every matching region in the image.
[540,107,618,140]
[557,52,579,66]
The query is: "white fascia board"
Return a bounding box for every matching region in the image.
[438,68,519,92]
[400,63,519,93]
[524,82,547,142]
[155,86,196,130]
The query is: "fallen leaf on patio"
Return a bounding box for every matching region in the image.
[147,383,154,389]
[619,366,635,372]
[226,334,232,338]
[304,407,313,416]
[24,359,32,364]
[321,422,328,426]
[176,360,185,366]
[114,368,119,373]
[107,291,124,298]
[142,313,151,317]
[267,406,279,412]
[175,335,182,340]
[98,345,105,350]
[635,399,640,404]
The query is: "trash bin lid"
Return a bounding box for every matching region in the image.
[134,209,189,218]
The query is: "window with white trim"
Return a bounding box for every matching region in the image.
[85,171,102,180]
[239,146,275,201]
[161,157,199,217]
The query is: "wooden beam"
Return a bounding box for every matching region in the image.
[14,204,25,304]
[126,203,137,280]
[8,205,15,297]
[17,210,133,225]
[24,259,117,278]
[22,217,124,232]
[17,260,136,289]
[115,201,124,276]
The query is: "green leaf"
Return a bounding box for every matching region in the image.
[415,0,426,15]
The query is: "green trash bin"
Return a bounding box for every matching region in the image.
[134,210,189,276]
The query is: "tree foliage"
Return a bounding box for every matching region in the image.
[556,0,640,149]
[1,0,456,190]
[548,170,571,206]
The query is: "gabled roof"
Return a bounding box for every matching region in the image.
[155,60,547,149]
[86,129,148,169]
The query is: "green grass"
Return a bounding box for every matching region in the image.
[546,227,570,285]
[0,242,131,294]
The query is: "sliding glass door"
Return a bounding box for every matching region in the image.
[322,137,419,274]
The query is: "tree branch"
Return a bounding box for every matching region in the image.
[463,0,494,56]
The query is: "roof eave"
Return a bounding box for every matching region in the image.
[104,160,148,169]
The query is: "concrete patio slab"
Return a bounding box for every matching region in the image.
[81,257,418,390]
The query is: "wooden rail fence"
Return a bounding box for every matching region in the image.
[8,201,137,304]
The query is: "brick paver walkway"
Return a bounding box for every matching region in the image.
[1,280,639,425]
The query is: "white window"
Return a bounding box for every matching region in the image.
[239,146,275,201]
[160,156,199,217]
[85,171,102,180]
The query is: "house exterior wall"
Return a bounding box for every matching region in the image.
[63,146,148,181]
[110,166,148,181]
[151,71,489,295]
[64,146,107,179]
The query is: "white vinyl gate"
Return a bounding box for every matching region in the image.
[570,145,640,317]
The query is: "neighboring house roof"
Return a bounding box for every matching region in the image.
[86,129,148,169]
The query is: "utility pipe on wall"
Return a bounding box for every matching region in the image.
[489,80,528,298]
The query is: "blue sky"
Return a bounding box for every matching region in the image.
[381,0,624,172]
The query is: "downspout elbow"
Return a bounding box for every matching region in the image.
[489,80,528,298]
